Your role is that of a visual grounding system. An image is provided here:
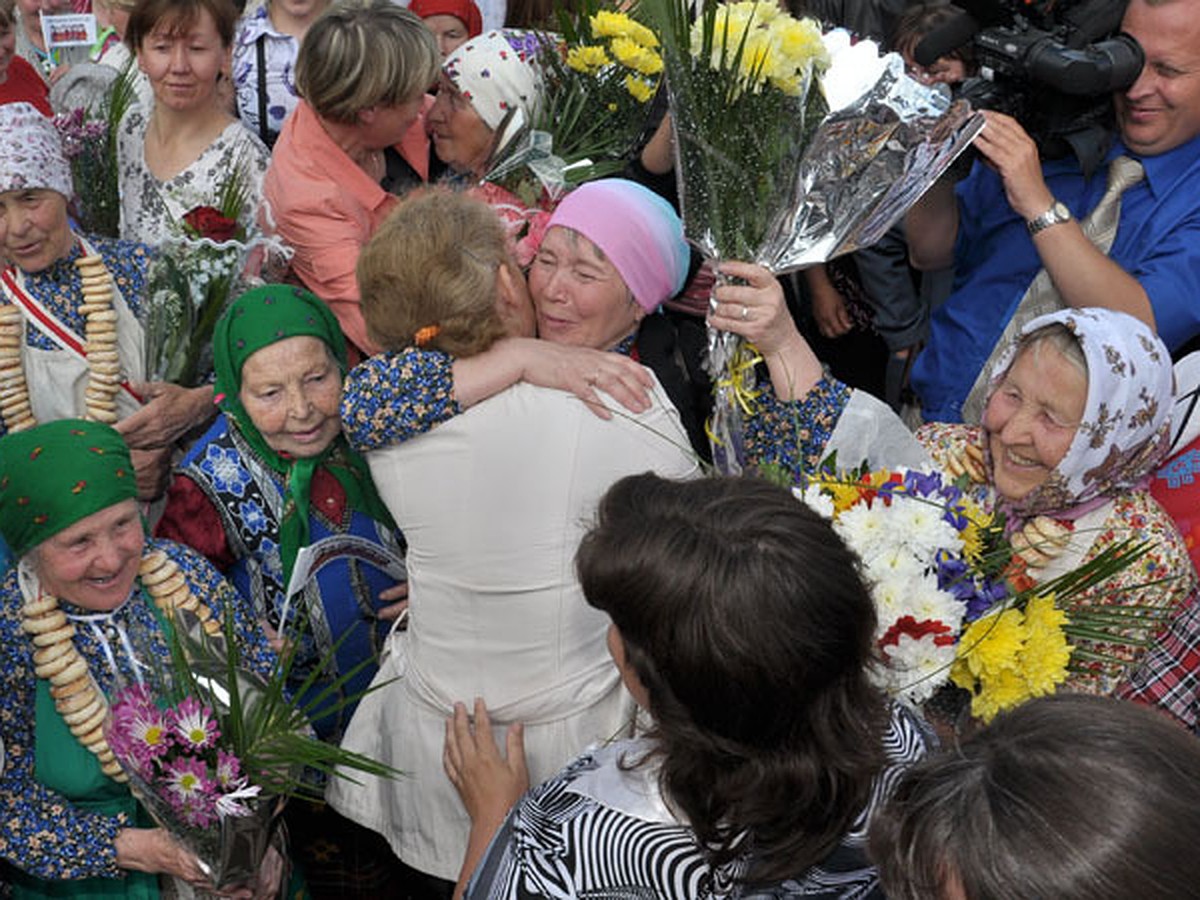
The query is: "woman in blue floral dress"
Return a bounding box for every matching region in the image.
[157,285,405,742]
[0,419,276,899]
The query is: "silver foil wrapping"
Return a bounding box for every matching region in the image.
[673,43,984,473]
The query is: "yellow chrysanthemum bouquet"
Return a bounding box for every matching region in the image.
[661,1,830,262]
[647,0,985,473]
[487,4,663,208]
[646,0,831,473]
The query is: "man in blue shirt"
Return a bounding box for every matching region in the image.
[907,0,1200,424]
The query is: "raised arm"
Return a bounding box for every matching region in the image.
[340,342,656,453]
[709,261,927,480]
[904,174,960,272]
[973,111,1154,328]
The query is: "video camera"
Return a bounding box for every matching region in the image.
[913,0,1144,174]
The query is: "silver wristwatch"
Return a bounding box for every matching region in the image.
[1026,200,1072,236]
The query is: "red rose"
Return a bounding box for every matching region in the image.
[183,205,240,243]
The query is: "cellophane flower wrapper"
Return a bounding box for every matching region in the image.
[796,463,1157,722]
[144,150,291,387]
[103,600,400,889]
[120,763,281,890]
[651,0,984,472]
[142,233,264,387]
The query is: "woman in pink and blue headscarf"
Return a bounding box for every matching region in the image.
[338,176,906,470]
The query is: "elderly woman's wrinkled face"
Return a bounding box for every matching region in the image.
[427,75,495,176]
[138,8,229,113]
[239,335,343,459]
[0,188,73,273]
[528,226,645,350]
[984,341,1087,501]
[35,499,144,611]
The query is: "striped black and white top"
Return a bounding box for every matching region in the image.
[466,704,931,899]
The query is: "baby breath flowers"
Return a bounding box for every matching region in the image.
[143,160,264,387]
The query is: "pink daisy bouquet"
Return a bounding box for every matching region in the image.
[796,465,1153,721]
[107,688,262,829]
[101,612,398,888]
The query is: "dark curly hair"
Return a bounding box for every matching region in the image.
[576,473,889,888]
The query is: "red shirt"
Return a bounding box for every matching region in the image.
[0,56,52,117]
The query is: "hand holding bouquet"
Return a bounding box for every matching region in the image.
[104,603,398,889]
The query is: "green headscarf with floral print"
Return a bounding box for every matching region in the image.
[211,285,395,583]
[0,419,137,558]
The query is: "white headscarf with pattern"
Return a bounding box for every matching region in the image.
[985,307,1173,521]
[0,103,72,200]
[442,29,544,152]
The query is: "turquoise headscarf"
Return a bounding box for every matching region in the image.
[212,286,395,581]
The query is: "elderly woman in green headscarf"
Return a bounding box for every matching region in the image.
[0,418,276,898]
[156,285,405,742]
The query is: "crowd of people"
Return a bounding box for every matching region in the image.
[3,0,1200,897]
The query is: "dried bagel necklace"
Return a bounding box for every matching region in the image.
[0,254,125,433]
[20,549,222,782]
[949,438,1072,570]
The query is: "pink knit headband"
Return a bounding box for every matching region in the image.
[547,179,690,312]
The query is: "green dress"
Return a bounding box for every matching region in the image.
[11,681,158,900]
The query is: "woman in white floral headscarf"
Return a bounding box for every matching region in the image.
[979,307,1173,525]
[0,102,213,499]
[426,28,543,179]
[948,309,1189,697]
[717,269,1194,696]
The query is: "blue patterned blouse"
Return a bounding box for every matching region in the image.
[0,539,275,882]
[340,340,851,482]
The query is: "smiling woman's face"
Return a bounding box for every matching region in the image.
[983,340,1087,502]
[35,499,145,611]
[0,188,73,274]
[527,226,644,350]
[238,335,343,459]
